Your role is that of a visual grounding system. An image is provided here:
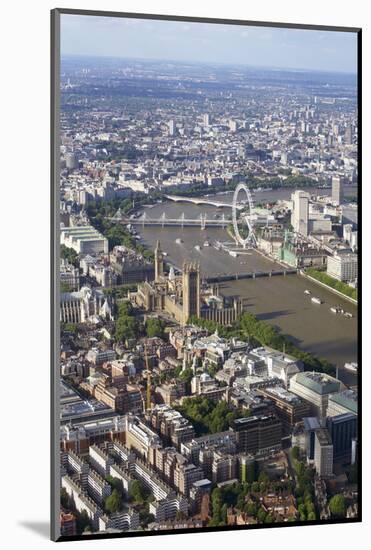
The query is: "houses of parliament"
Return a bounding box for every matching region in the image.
[133,241,244,326]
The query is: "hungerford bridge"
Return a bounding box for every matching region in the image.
[107,210,229,229]
[107,185,261,241]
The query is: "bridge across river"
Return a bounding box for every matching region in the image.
[164,194,244,209]
[107,211,229,229]
[205,268,298,283]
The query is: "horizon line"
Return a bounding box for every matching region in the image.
[60,53,357,77]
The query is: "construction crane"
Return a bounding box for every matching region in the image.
[144,343,152,410]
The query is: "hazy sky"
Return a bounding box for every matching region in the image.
[61,14,357,73]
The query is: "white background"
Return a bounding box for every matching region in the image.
[0,0,368,547]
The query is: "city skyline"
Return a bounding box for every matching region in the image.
[61,14,358,74]
[55,11,359,540]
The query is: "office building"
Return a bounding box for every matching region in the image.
[203,113,210,126]
[65,152,79,170]
[148,405,195,449]
[289,371,344,417]
[93,379,143,415]
[212,452,238,483]
[174,462,204,497]
[61,225,108,255]
[233,414,282,456]
[327,389,358,417]
[229,119,237,132]
[291,190,309,236]
[125,415,161,461]
[258,386,311,435]
[332,176,344,205]
[314,428,333,478]
[326,413,357,462]
[303,417,321,461]
[86,348,116,366]
[168,120,175,136]
[60,415,127,455]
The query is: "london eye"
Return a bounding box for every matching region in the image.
[232,183,257,248]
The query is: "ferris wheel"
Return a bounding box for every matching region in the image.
[232,183,257,248]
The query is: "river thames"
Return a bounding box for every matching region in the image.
[136,187,358,383]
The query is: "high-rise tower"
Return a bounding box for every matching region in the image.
[291,190,309,236]
[182,262,200,324]
[332,176,344,206]
[154,240,164,281]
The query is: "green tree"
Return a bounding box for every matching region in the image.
[257,507,267,523]
[291,446,300,461]
[129,480,147,505]
[61,487,72,510]
[139,509,155,527]
[105,475,124,496]
[220,503,228,525]
[258,471,269,483]
[252,482,260,493]
[76,510,92,534]
[329,494,346,518]
[61,244,79,267]
[245,502,258,516]
[145,318,165,338]
[104,489,122,514]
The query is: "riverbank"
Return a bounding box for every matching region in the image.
[300,270,357,305]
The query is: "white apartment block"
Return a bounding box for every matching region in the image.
[109,464,131,495]
[87,470,112,504]
[62,451,89,489]
[99,510,140,532]
[62,475,103,531]
[89,445,114,478]
[327,253,358,282]
[149,496,188,522]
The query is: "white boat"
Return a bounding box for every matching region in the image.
[330,305,342,314]
[175,238,183,244]
[203,240,210,247]
[344,312,353,319]
[304,290,311,295]
[229,250,238,258]
[194,245,201,251]
[311,296,322,305]
[344,362,358,372]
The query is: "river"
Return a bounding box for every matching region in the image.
[136,186,358,382]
